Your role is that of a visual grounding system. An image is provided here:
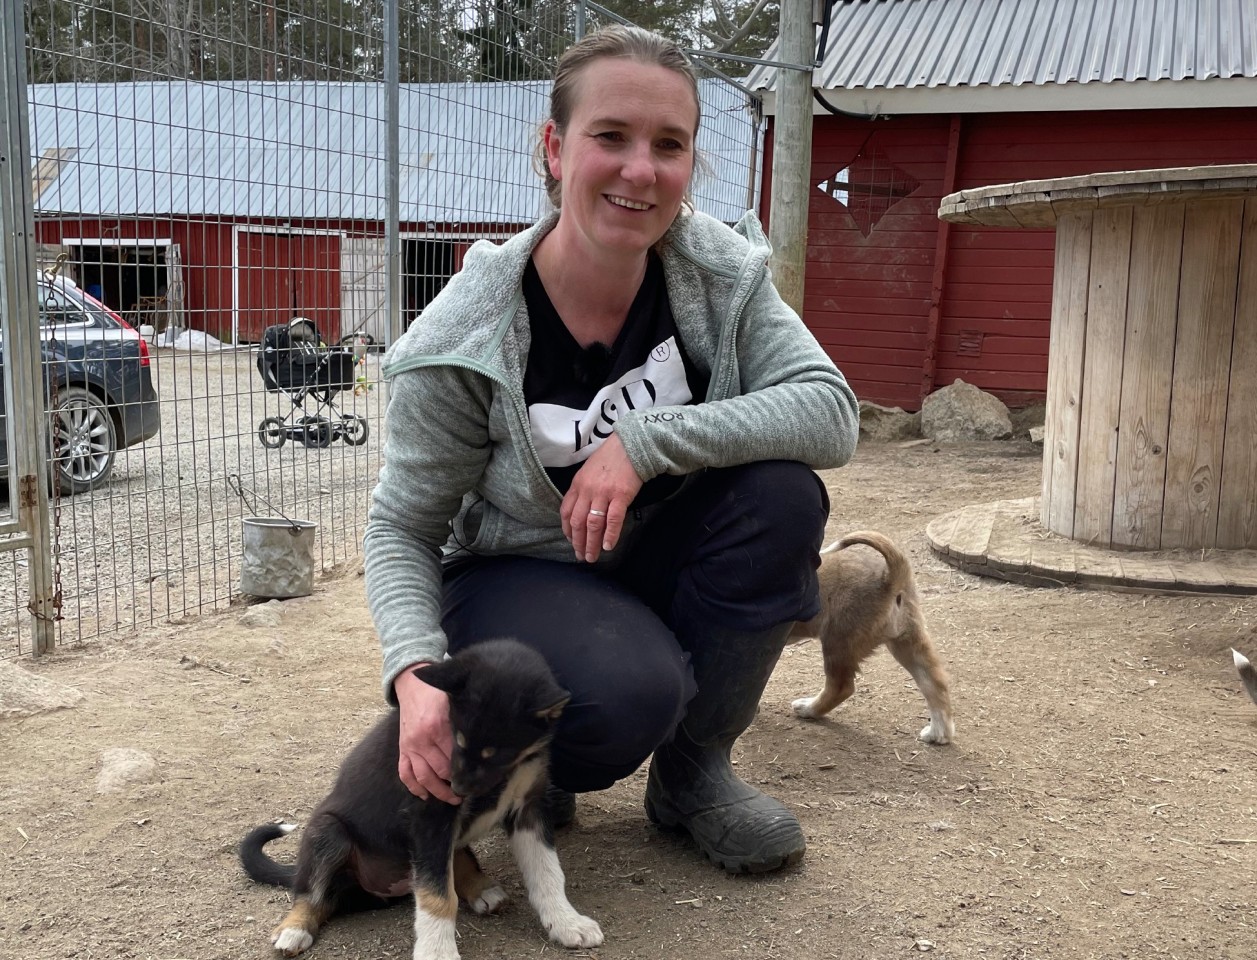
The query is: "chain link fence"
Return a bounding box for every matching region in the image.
[1,0,769,656]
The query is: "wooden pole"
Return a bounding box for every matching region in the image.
[766,0,815,315]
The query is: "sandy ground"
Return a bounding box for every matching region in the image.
[1,439,1254,960]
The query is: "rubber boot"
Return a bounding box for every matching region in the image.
[643,620,804,874]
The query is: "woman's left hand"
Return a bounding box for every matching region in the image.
[561,432,643,563]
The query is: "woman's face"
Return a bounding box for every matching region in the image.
[544,58,698,261]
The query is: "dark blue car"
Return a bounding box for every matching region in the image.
[1,273,161,494]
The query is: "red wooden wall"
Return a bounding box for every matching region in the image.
[36,217,363,343]
[769,106,1257,410]
[37,216,258,341]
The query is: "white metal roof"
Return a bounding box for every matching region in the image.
[747,0,1257,115]
[28,79,760,223]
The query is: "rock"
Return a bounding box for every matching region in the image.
[96,748,158,793]
[1010,400,1047,439]
[0,661,83,718]
[921,380,1013,442]
[1029,425,1045,444]
[858,401,922,443]
[239,599,283,628]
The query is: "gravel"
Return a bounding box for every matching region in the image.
[2,342,384,655]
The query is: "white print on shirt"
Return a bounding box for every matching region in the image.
[529,336,692,468]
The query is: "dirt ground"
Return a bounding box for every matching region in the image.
[2,439,1254,960]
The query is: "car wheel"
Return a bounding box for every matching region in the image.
[300,416,333,448]
[52,386,117,494]
[258,417,287,449]
[342,415,369,446]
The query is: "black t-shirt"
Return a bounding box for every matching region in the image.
[522,251,709,505]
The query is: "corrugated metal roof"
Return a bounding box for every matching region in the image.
[28,79,758,223]
[748,0,1257,91]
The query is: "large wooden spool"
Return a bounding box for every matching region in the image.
[941,166,1257,550]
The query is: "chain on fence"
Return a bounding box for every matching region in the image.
[2,0,770,657]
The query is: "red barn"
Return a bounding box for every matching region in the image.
[28,79,752,346]
[751,0,1257,410]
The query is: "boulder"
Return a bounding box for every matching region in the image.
[858,401,922,443]
[921,380,1013,442]
[0,660,83,719]
[1010,401,1048,440]
[96,748,158,793]
[239,599,283,628]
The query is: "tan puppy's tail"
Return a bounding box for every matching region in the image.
[836,531,914,596]
[1233,649,1257,706]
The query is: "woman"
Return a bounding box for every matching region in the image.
[365,24,859,874]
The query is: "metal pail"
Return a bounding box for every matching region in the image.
[240,517,317,598]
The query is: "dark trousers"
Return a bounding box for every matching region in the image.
[441,460,829,793]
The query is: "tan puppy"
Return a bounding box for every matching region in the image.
[790,531,954,744]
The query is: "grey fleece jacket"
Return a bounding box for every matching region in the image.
[365,208,859,698]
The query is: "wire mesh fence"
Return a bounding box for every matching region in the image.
[3,0,769,657]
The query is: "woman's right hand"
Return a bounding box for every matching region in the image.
[394,665,462,804]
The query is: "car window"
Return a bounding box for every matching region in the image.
[39,287,94,330]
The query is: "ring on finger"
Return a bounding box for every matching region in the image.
[588,508,607,518]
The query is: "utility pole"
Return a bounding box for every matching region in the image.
[767,0,817,315]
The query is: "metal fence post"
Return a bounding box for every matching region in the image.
[380,0,402,448]
[0,0,56,654]
[385,0,402,353]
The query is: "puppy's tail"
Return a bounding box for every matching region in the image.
[837,531,914,596]
[239,822,298,888]
[1234,649,1257,706]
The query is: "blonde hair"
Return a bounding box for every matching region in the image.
[535,25,701,208]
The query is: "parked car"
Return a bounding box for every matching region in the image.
[0,272,161,494]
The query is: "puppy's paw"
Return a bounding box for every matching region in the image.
[791,696,820,719]
[469,884,507,915]
[413,942,460,960]
[272,926,314,957]
[918,717,954,745]
[546,912,604,949]
[412,914,459,960]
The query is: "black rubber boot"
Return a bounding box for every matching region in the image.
[643,621,804,874]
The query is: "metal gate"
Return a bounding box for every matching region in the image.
[3,0,769,658]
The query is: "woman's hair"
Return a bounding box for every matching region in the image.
[535,25,701,207]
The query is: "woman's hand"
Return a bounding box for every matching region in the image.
[394,665,461,804]
[562,432,643,563]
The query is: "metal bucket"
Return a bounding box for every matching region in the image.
[240,516,317,598]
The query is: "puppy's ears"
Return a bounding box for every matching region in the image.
[414,658,468,697]
[535,693,570,722]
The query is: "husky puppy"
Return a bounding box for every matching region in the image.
[239,638,602,959]
[790,531,954,744]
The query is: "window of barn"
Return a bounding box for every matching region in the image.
[816,144,920,237]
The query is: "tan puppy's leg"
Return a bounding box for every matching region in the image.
[885,628,954,744]
[791,629,859,719]
[453,847,507,915]
[271,897,333,957]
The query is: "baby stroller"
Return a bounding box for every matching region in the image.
[256,317,369,448]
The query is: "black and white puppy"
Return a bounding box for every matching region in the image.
[239,638,602,959]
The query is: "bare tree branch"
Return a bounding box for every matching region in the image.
[700,0,773,53]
